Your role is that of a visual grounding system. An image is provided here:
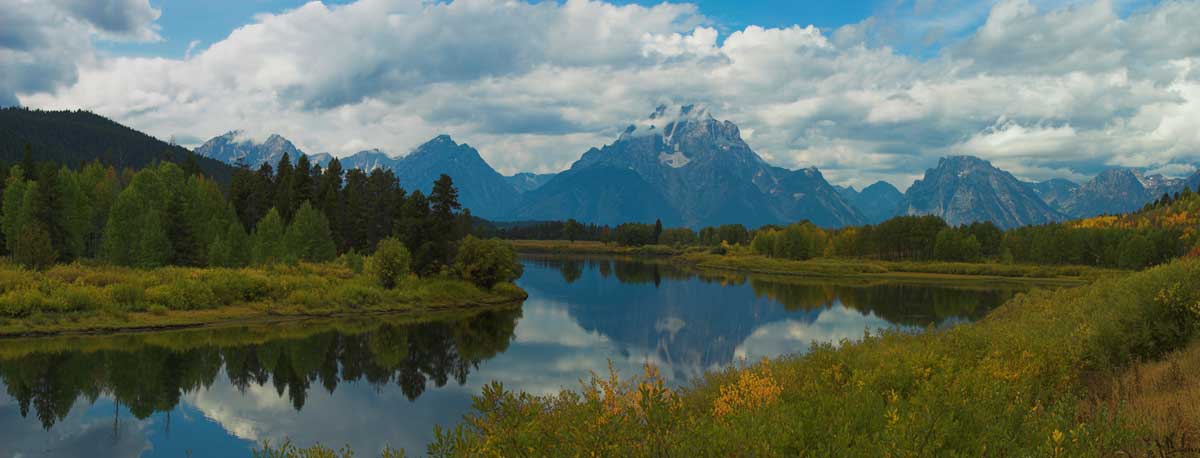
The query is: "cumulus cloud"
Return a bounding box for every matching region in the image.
[0,0,159,106]
[10,0,1200,188]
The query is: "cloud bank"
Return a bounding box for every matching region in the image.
[10,0,1200,188]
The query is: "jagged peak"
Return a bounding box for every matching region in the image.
[937,155,993,168]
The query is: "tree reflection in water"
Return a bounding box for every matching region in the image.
[0,307,521,430]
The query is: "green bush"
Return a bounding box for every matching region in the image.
[204,270,271,304]
[370,238,411,289]
[284,290,326,309]
[338,250,366,274]
[161,280,218,310]
[453,236,522,289]
[108,283,146,311]
[333,283,384,309]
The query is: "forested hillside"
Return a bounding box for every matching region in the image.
[0,108,235,183]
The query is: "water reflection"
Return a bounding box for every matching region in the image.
[0,255,1040,457]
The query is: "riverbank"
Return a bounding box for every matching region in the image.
[431,258,1200,456]
[0,261,526,337]
[510,240,1117,282]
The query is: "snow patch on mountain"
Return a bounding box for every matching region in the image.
[658,149,691,168]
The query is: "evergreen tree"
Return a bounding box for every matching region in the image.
[251,208,288,265]
[653,218,663,244]
[32,166,67,260]
[2,167,29,254]
[340,169,369,253]
[293,154,314,210]
[136,209,174,268]
[429,174,461,225]
[209,219,250,267]
[286,201,337,263]
[316,158,343,224]
[274,153,295,221]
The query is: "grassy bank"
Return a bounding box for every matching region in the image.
[511,239,1116,282]
[426,258,1199,456]
[0,261,526,337]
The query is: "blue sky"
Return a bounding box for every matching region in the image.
[105,0,885,59]
[7,0,1200,188]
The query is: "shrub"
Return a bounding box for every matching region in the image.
[108,283,145,310]
[453,236,522,289]
[338,250,365,274]
[204,270,271,304]
[370,238,411,289]
[284,290,326,309]
[333,283,384,309]
[162,280,218,310]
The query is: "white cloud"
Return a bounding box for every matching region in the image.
[10,0,1200,185]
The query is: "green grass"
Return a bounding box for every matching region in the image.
[0,260,526,337]
[683,251,1118,282]
[427,258,1200,456]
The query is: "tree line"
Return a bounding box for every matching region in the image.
[1,150,519,287]
[490,193,1196,270]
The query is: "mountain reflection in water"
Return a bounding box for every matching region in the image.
[0,255,1039,457]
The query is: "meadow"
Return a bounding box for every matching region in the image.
[0,260,525,337]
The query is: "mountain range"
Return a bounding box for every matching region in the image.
[57,106,1186,230]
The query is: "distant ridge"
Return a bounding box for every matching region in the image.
[901,156,1062,228]
[0,108,235,182]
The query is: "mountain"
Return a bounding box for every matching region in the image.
[513,105,864,228]
[511,166,682,225]
[390,135,519,219]
[505,172,557,193]
[847,181,904,224]
[0,108,235,182]
[1137,171,1185,199]
[1058,169,1154,218]
[194,131,306,169]
[1187,171,1200,193]
[901,156,1063,229]
[1028,178,1079,207]
[329,148,400,172]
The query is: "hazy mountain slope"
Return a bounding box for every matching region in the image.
[194,131,306,169]
[510,166,682,226]
[901,156,1063,228]
[0,108,235,182]
[1059,169,1153,218]
[505,172,557,193]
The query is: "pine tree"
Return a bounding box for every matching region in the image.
[136,209,174,268]
[653,219,663,244]
[340,169,369,253]
[274,153,295,221]
[316,158,343,223]
[293,154,314,211]
[251,208,288,265]
[285,201,337,263]
[32,166,67,261]
[2,167,29,254]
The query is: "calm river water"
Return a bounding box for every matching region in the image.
[0,255,1036,457]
